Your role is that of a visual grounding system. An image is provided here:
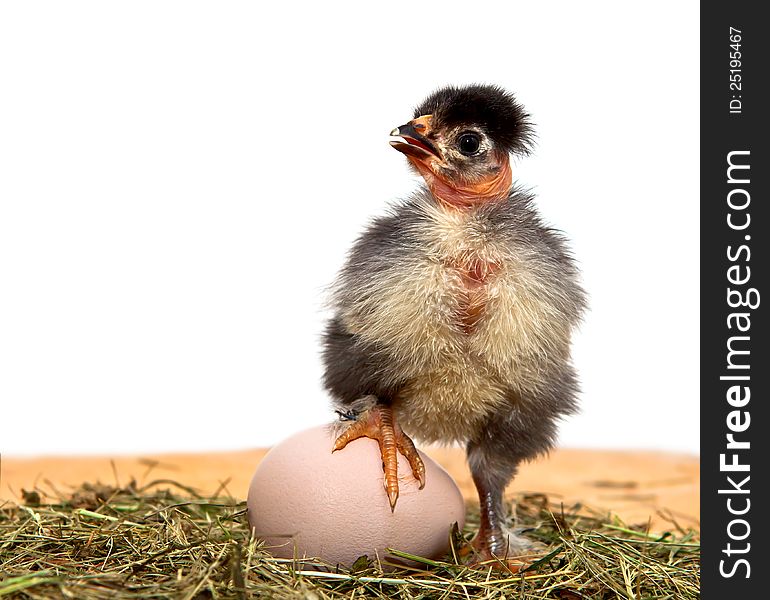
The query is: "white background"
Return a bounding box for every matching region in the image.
[0,2,699,456]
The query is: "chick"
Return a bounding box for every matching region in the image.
[323,84,586,561]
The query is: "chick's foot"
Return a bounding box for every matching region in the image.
[332,404,425,511]
[471,525,544,570]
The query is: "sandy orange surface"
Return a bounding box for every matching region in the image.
[1,447,699,532]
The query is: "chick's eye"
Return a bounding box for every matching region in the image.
[457,133,481,156]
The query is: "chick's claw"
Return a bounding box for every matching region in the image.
[331,404,425,511]
[395,426,426,489]
[470,527,545,571]
[332,405,399,510]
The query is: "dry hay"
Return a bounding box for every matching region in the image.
[0,476,699,599]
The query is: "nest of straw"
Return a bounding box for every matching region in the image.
[1,479,699,599]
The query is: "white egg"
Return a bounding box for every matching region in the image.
[247,424,466,567]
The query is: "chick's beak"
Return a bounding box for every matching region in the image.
[389,115,441,161]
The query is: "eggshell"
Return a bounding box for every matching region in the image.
[247,424,465,566]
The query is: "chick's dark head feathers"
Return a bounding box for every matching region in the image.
[413,84,534,156]
[389,83,535,207]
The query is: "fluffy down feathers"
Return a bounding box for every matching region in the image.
[324,187,585,444]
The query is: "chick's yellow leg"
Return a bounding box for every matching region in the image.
[332,404,425,511]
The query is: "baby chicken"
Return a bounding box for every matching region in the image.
[323,84,586,561]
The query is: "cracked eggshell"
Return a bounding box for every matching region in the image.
[247,424,465,567]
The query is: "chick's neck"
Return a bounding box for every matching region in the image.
[411,157,512,210]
